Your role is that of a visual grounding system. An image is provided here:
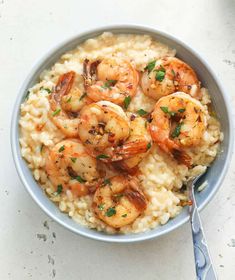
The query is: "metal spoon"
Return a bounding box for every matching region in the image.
[187,172,217,279]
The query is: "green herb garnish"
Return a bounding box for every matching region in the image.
[40,144,44,152]
[66,96,72,103]
[160,106,169,114]
[155,68,166,82]
[171,123,183,138]
[52,108,61,116]
[44,88,51,94]
[79,92,87,101]
[145,60,156,73]
[101,80,117,89]
[122,214,127,218]
[96,154,110,160]
[137,109,148,116]
[147,142,152,150]
[58,145,65,152]
[40,87,51,94]
[178,108,186,113]
[145,121,148,128]
[103,178,112,186]
[171,69,175,76]
[54,184,63,195]
[160,106,175,117]
[25,91,30,100]
[70,157,77,163]
[124,96,131,109]
[105,207,116,217]
[98,204,105,211]
[75,176,86,183]
[114,193,123,200]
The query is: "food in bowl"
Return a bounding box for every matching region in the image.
[19,32,223,234]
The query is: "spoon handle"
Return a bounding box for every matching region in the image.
[189,187,217,280]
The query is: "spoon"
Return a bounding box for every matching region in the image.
[187,171,217,279]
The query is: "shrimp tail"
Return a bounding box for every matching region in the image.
[125,190,147,211]
[171,148,191,167]
[115,139,150,158]
[102,139,150,162]
[83,59,101,87]
[50,71,75,109]
[124,178,147,211]
[111,162,140,175]
[151,126,192,167]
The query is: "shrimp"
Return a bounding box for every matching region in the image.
[118,114,152,169]
[141,57,201,101]
[93,175,147,228]
[150,92,207,166]
[77,101,130,153]
[83,57,139,105]
[46,139,100,197]
[49,71,91,137]
[100,114,152,170]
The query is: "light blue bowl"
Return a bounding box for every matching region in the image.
[11,25,234,242]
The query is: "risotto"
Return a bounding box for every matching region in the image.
[19,32,223,234]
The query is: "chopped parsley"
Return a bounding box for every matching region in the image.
[40,144,44,152]
[171,123,183,138]
[147,142,152,150]
[155,68,166,82]
[178,108,186,113]
[66,96,72,103]
[52,108,61,116]
[40,87,51,94]
[160,106,169,114]
[44,88,51,94]
[96,154,110,160]
[70,157,77,163]
[160,106,175,117]
[145,60,156,73]
[171,69,175,76]
[122,214,127,218]
[25,91,30,100]
[101,80,117,89]
[124,96,131,109]
[113,193,124,200]
[58,145,65,152]
[79,92,87,101]
[137,109,148,116]
[105,207,116,217]
[103,178,112,186]
[75,176,86,183]
[98,204,105,211]
[54,184,63,195]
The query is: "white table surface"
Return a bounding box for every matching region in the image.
[1,0,235,279]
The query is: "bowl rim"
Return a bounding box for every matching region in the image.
[11,24,234,243]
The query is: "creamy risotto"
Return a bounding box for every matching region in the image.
[19,32,223,234]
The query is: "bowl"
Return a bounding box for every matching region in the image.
[11,25,234,242]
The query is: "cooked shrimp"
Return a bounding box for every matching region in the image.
[119,114,152,169]
[150,92,207,166]
[49,71,91,137]
[60,74,91,113]
[93,175,147,228]
[46,139,100,197]
[77,101,130,153]
[100,114,152,170]
[141,57,201,101]
[83,58,139,105]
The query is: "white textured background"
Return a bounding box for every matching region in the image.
[1,0,235,279]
